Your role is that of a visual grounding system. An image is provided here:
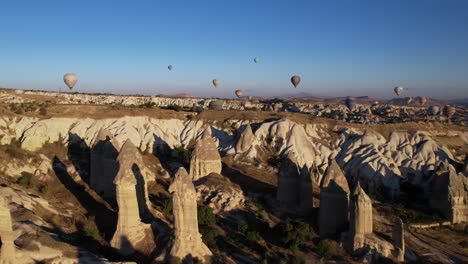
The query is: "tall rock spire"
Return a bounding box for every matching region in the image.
[110,139,155,256]
[0,196,15,264]
[350,182,373,236]
[169,167,212,261]
[190,127,222,180]
[319,160,350,236]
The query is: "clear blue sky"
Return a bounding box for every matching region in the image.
[1,0,467,99]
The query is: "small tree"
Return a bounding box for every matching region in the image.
[316,240,332,260]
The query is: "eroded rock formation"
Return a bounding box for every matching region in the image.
[276,152,316,214]
[90,129,120,201]
[110,140,155,256]
[169,167,212,261]
[350,182,373,238]
[236,124,255,153]
[0,196,15,264]
[392,217,405,262]
[195,173,245,214]
[190,127,222,180]
[319,160,350,236]
[429,160,468,224]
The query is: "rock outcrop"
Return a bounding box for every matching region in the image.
[236,124,255,153]
[190,128,222,180]
[169,167,212,261]
[392,217,405,262]
[350,182,373,237]
[110,140,155,256]
[429,160,468,224]
[276,152,315,214]
[319,160,350,236]
[90,129,120,201]
[0,196,15,264]
[345,183,394,260]
[195,173,245,214]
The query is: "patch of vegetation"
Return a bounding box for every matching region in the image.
[245,106,258,111]
[166,104,183,112]
[149,192,173,218]
[237,220,249,234]
[267,156,281,167]
[245,230,262,246]
[459,240,468,248]
[138,102,156,109]
[375,203,444,224]
[2,139,28,159]
[167,256,181,264]
[176,145,192,166]
[275,219,313,251]
[316,240,332,260]
[17,171,33,188]
[39,107,47,115]
[198,204,216,226]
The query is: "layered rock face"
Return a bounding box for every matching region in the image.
[236,124,255,153]
[429,160,468,224]
[276,152,315,214]
[169,167,212,261]
[110,140,154,256]
[90,129,120,201]
[190,128,222,180]
[195,173,245,214]
[319,160,350,236]
[0,197,15,264]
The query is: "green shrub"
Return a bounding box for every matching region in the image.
[39,107,47,116]
[84,228,97,238]
[192,106,204,113]
[167,104,182,112]
[39,184,49,194]
[167,256,181,264]
[245,231,262,246]
[316,240,332,260]
[17,171,33,188]
[289,255,306,264]
[199,225,219,249]
[150,193,173,218]
[267,157,281,167]
[198,204,216,226]
[237,220,249,234]
[177,146,191,165]
[275,219,313,251]
[459,240,468,248]
[139,102,156,108]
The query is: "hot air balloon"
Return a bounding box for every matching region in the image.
[168,65,173,71]
[345,97,356,111]
[291,75,301,88]
[405,97,413,105]
[253,57,259,63]
[394,86,404,96]
[209,100,223,110]
[64,73,78,90]
[418,97,427,105]
[428,105,440,116]
[235,89,243,98]
[443,105,456,119]
[372,100,379,105]
[212,79,220,88]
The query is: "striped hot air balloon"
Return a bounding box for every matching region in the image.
[443,105,456,119]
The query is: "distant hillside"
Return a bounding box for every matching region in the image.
[156,93,197,98]
[325,96,383,104]
[277,92,323,101]
[387,97,447,106]
[449,98,468,106]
